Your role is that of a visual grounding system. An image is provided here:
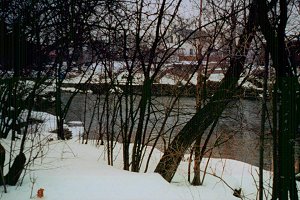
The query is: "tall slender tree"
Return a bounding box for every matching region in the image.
[256,1,299,199]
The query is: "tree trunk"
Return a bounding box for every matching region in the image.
[0,144,4,174]
[193,118,219,185]
[256,1,299,199]
[155,3,256,182]
[4,153,26,186]
[131,78,151,172]
[259,45,269,200]
[192,137,202,185]
[0,143,5,188]
[55,74,65,140]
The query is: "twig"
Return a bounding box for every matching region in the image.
[29,173,37,199]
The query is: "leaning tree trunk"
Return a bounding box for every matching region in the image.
[155,3,257,182]
[4,153,26,186]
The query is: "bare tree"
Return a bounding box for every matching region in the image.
[0,0,108,186]
[155,0,257,182]
[93,0,205,172]
[0,0,50,186]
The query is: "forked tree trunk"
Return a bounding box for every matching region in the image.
[155,3,257,182]
[131,79,151,172]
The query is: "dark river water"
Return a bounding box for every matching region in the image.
[60,92,273,170]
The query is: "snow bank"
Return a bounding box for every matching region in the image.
[0,112,298,200]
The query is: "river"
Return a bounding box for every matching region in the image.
[60,92,273,170]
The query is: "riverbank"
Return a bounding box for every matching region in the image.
[0,111,279,199]
[63,82,263,100]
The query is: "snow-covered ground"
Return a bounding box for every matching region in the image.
[1,112,293,200]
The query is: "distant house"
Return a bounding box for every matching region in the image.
[162,26,229,83]
[165,27,209,62]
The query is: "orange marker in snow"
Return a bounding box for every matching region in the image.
[37,188,44,198]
